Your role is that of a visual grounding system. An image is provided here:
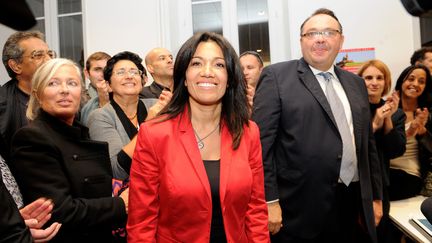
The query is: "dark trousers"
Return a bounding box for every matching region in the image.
[388,169,422,201]
[377,185,392,243]
[271,182,371,243]
[385,169,422,243]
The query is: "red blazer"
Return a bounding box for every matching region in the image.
[127,111,269,243]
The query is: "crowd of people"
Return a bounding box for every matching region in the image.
[1,7,432,243]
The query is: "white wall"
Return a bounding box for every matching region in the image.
[165,0,193,56]
[82,0,172,84]
[83,0,162,58]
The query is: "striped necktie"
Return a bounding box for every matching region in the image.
[319,72,357,186]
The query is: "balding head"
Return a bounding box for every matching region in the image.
[144,47,174,89]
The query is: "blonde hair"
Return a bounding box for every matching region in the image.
[357,59,392,97]
[27,58,82,121]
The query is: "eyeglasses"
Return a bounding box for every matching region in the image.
[24,50,57,60]
[301,29,341,39]
[114,68,143,77]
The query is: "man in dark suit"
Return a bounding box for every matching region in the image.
[252,8,382,243]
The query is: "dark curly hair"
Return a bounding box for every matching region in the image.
[410,47,432,66]
[103,51,146,83]
[160,32,249,150]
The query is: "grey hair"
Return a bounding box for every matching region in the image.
[2,31,45,78]
[27,58,82,121]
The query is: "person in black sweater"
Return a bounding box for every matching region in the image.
[358,60,406,243]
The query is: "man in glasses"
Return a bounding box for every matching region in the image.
[252,8,381,243]
[0,31,55,160]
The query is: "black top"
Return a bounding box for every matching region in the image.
[369,100,406,186]
[203,159,227,243]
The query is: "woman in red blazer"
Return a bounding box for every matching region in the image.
[127,32,269,242]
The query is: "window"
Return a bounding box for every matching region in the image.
[237,0,270,64]
[190,0,270,62]
[27,0,46,33]
[26,0,84,68]
[57,0,84,67]
[192,0,223,35]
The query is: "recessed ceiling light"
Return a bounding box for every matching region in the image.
[257,11,265,16]
[256,49,262,53]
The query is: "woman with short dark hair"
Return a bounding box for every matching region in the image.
[88,51,171,180]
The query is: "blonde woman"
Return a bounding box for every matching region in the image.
[11,58,127,242]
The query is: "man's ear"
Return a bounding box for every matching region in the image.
[146,64,154,74]
[84,69,90,79]
[8,59,22,75]
[142,75,148,86]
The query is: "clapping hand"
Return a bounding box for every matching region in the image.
[246,85,255,116]
[407,108,429,137]
[96,80,111,107]
[372,92,399,132]
[20,198,62,242]
[147,90,173,120]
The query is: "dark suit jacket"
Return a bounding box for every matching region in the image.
[139,81,166,99]
[127,108,269,242]
[10,110,127,243]
[0,178,32,243]
[252,58,381,242]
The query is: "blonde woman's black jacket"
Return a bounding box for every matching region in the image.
[10,110,127,243]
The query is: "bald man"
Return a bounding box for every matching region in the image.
[140,48,174,99]
[0,31,54,160]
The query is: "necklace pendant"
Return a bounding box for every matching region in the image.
[198,141,204,150]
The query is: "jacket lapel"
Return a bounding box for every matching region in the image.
[178,110,212,201]
[298,58,338,129]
